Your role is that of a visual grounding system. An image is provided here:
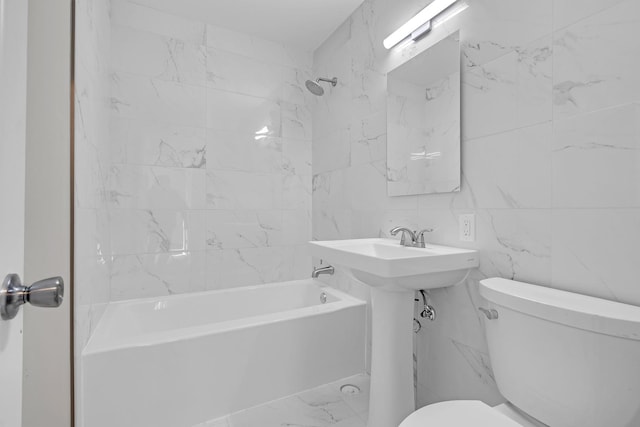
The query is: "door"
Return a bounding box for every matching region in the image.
[0,0,30,425]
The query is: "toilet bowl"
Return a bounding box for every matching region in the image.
[400,278,640,427]
[400,401,544,427]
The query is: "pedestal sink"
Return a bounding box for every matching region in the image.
[308,238,479,427]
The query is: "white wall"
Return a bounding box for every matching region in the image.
[312,0,640,407]
[23,2,72,426]
[106,0,314,300]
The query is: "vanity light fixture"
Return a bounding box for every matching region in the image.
[383,0,464,49]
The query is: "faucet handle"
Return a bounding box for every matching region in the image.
[415,228,434,247]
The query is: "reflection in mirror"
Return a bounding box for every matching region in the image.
[387,31,460,196]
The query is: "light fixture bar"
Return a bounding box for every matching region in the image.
[432,1,468,28]
[410,21,432,42]
[383,0,458,49]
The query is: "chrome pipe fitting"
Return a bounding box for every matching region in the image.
[418,289,436,321]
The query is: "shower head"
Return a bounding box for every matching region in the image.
[305,80,325,96]
[305,77,338,96]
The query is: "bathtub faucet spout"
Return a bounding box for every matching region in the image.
[311,265,335,278]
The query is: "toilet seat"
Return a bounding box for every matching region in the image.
[399,400,523,427]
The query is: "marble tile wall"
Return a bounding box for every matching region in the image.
[312,0,640,409]
[108,0,313,300]
[74,0,112,423]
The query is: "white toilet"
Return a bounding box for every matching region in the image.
[400,277,640,427]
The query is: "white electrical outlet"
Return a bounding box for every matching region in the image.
[459,214,475,242]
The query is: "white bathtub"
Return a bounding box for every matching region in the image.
[81,279,366,427]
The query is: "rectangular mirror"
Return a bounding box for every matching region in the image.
[387,31,460,196]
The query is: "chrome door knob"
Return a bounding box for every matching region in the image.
[25,276,64,308]
[0,274,64,320]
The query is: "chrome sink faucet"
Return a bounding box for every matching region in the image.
[390,227,433,248]
[389,227,416,246]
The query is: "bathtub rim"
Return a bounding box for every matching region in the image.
[83,279,366,356]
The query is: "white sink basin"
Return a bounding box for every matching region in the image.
[309,237,480,427]
[309,238,479,291]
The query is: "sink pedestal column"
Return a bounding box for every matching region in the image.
[367,287,415,427]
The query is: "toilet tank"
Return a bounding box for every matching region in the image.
[480,278,640,427]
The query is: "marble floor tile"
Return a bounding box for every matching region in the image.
[193,417,233,427]
[327,375,371,422]
[194,374,370,427]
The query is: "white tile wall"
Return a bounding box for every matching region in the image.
[74,0,112,424]
[552,1,640,120]
[108,0,313,300]
[312,0,640,408]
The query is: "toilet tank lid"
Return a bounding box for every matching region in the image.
[480,278,640,340]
